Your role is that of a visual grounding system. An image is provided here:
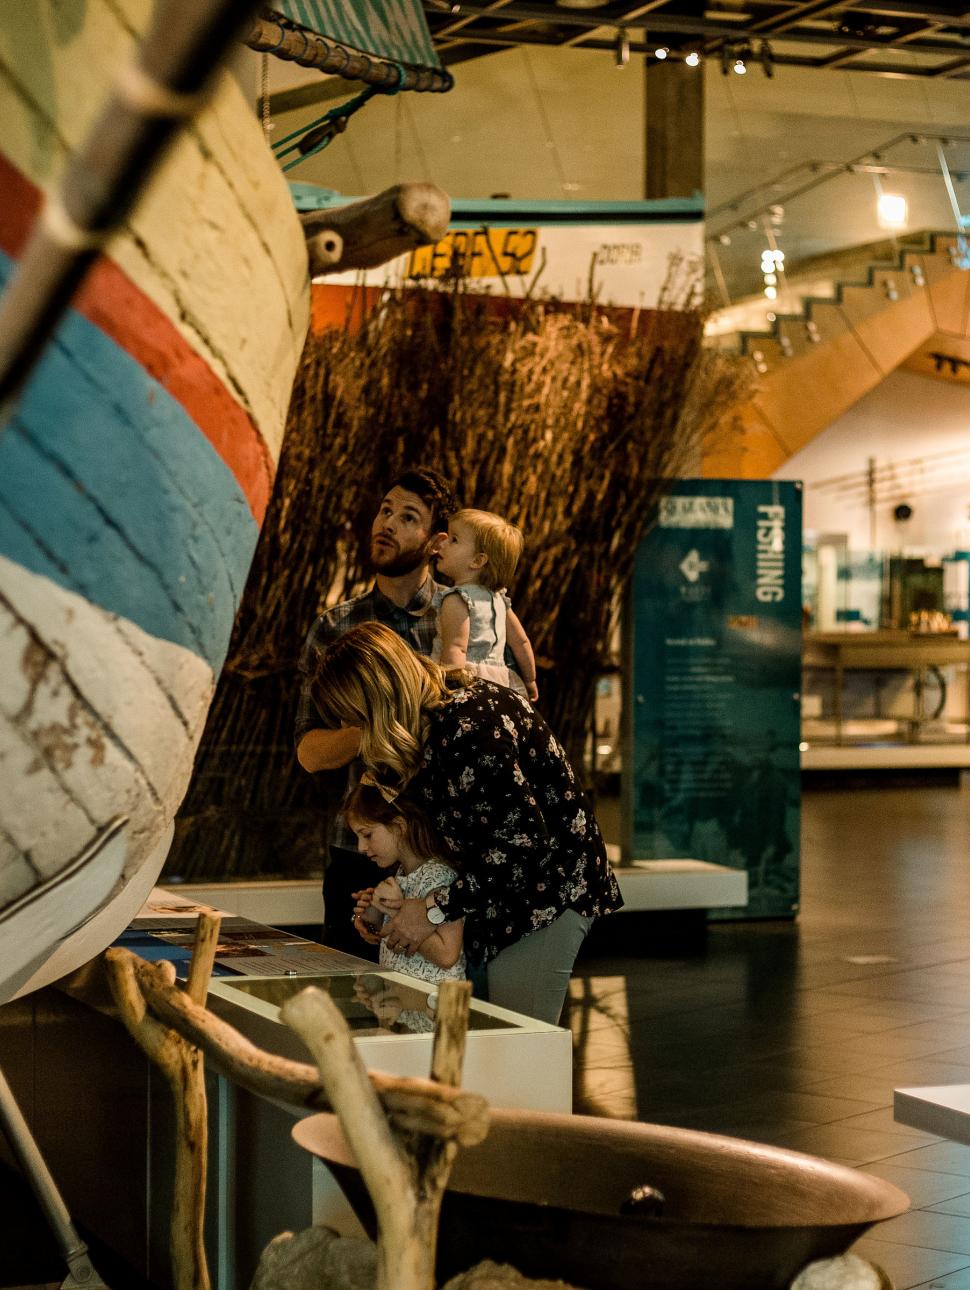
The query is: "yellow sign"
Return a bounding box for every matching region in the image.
[407,228,538,279]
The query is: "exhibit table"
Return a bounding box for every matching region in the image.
[803,630,970,745]
[0,890,571,1290]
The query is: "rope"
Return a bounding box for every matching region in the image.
[260,53,272,142]
[274,63,408,173]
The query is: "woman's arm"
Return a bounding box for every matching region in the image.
[505,608,538,701]
[437,592,471,669]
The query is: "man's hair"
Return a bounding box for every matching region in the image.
[389,467,459,533]
[453,508,523,591]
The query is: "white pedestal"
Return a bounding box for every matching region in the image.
[607,849,748,912]
[895,1084,970,1146]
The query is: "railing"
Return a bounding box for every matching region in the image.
[706,131,970,307]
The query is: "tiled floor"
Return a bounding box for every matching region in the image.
[567,778,970,1290]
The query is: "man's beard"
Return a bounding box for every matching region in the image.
[369,538,432,578]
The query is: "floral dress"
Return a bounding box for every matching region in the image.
[378,859,467,984]
[402,681,623,966]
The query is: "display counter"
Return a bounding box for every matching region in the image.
[0,892,571,1289]
[803,630,970,744]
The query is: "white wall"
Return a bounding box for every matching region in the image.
[773,370,970,555]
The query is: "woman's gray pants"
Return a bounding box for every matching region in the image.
[486,908,593,1025]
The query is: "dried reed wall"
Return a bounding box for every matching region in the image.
[168,277,750,880]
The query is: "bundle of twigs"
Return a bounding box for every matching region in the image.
[168,270,751,880]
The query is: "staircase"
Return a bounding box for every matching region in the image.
[702,232,970,478]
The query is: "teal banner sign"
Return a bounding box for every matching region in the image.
[627,480,803,918]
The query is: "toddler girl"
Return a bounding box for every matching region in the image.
[345,783,465,985]
[432,507,538,701]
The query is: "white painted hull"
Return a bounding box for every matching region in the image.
[0,1,310,1001]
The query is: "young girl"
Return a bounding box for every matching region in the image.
[344,783,466,985]
[432,508,539,702]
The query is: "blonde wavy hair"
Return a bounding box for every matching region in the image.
[310,622,462,790]
[452,507,523,591]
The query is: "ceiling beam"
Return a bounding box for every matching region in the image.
[433,26,970,77]
[425,1,969,56]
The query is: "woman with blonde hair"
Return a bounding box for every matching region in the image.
[310,621,622,1024]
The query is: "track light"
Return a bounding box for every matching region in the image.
[684,50,700,66]
[654,45,668,60]
[721,42,752,76]
[877,192,908,230]
[615,27,630,67]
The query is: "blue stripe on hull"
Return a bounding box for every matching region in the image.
[0,253,259,672]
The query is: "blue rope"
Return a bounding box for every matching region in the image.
[275,62,409,173]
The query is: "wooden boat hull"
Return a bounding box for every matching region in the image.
[0,1,309,1001]
[293,1107,909,1290]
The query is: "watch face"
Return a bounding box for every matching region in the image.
[427,903,446,925]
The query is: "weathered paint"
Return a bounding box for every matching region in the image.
[1,556,213,900]
[0,0,309,464]
[0,251,259,665]
[0,0,310,998]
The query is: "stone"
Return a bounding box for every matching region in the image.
[441,1260,585,1289]
[249,1226,377,1290]
[790,1253,890,1290]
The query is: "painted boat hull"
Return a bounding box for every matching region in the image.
[294,1108,909,1290]
[0,1,309,1001]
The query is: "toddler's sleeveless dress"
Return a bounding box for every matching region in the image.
[431,584,527,697]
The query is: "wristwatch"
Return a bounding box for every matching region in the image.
[425,893,447,925]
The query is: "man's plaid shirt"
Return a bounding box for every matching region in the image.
[294,578,441,851]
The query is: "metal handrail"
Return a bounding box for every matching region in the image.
[706,130,970,242]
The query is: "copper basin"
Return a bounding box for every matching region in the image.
[293,1108,908,1289]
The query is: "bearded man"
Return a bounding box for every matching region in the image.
[295,467,459,954]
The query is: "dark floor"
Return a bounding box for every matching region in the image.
[566,780,970,1290]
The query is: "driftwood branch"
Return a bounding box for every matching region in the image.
[103,948,210,1290]
[283,979,480,1290]
[284,986,420,1287]
[60,953,489,1144]
[186,911,221,1006]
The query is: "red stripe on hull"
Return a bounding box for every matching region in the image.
[0,152,274,524]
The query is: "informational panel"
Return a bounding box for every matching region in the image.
[626,480,802,918]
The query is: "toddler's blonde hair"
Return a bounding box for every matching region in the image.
[454,508,523,591]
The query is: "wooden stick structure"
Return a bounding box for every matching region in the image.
[282,980,478,1290]
[62,953,488,1144]
[100,910,222,1290]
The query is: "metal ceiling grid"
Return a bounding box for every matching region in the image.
[422,1,970,79]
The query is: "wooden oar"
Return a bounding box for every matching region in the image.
[0,0,263,417]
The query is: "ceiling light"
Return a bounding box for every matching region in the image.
[654,46,669,60]
[684,50,700,67]
[733,56,747,74]
[877,192,908,230]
